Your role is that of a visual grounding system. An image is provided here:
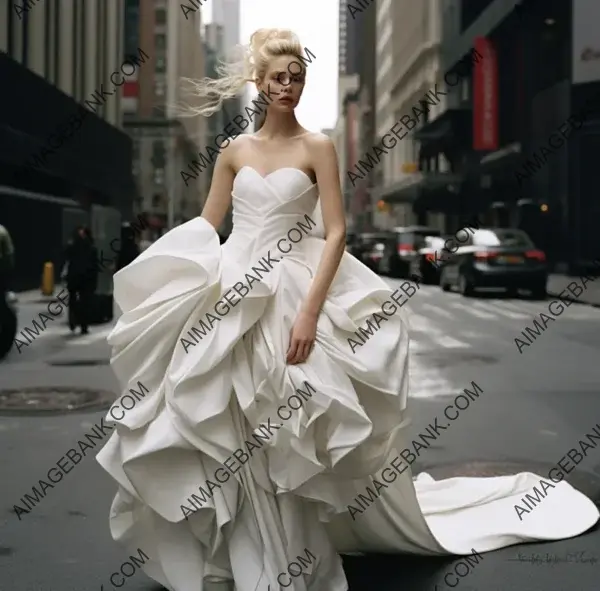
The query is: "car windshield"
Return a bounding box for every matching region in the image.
[361,234,389,245]
[425,236,445,249]
[474,229,535,248]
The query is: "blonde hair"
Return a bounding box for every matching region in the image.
[179,28,306,118]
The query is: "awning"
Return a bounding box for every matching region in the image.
[414,109,471,143]
[478,142,525,173]
[372,171,464,204]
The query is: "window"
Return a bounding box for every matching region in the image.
[155,34,166,51]
[155,8,166,25]
[155,79,166,97]
[53,0,60,82]
[155,55,166,73]
[472,229,534,248]
[45,0,51,78]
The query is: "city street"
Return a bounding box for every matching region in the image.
[2,281,600,591]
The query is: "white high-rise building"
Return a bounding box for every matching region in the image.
[212,0,240,58]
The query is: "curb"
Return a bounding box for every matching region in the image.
[547,288,600,309]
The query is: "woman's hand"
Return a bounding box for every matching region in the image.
[286,310,318,364]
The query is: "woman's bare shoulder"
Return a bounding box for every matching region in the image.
[302,131,334,148]
[218,134,253,166]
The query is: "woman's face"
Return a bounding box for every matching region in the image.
[258,54,306,112]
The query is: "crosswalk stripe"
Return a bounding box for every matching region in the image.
[470,301,528,320]
[420,302,454,319]
[447,300,496,319]
[409,358,455,398]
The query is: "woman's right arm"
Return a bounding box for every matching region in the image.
[200,145,236,231]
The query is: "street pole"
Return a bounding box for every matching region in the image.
[167,132,175,230]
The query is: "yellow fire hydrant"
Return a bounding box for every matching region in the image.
[41,261,54,296]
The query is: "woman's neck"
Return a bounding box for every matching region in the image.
[257,110,305,140]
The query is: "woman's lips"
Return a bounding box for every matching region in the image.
[279,97,293,104]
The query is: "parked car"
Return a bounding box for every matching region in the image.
[351,232,393,269]
[345,232,358,255]
[0,290,17,360]
[438,227,548,298]
[410,235,449,284]
[381,226,442,278]
[362,238,395,273]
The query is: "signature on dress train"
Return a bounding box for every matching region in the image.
[507,551,599,565]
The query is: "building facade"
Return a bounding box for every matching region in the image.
[0,0,135,289]
[414,0,600,273]
[335,0,375,231]
[123,0,207,236]
[372,0,447,231]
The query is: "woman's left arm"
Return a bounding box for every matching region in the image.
[286,135,346,364]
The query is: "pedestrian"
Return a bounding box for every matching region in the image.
[116,223,140,272]
[63,226,98,334]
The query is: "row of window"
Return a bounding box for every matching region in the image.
[4,0,112,112]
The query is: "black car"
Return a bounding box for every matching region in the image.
[438,228,548,298]
[381,226,441,278]
[409,236,448,284]
[351,232,394,271]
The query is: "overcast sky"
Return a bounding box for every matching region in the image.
[202,0,339,132]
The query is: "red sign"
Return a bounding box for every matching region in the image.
[473,36,498,151]
[123,81,139,98]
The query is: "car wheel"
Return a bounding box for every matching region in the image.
[0,306,17,360]
[459,272,475,297]
[440,268,451,292]
[506,287,518,298]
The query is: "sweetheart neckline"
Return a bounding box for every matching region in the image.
[236,166,317,187]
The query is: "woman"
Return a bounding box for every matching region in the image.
[97,29,598,591]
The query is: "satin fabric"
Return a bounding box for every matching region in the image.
[97,167,599,591]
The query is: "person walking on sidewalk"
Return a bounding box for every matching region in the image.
[116,223,140,272]
[63,226,98,334]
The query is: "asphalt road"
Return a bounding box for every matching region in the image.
[2,280,600,591]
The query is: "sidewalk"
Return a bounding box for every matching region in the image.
[12,286,67,304]
[547,273,600,308]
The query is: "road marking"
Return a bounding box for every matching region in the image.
[448,301,496,319]
[409,357,455,399]
[472,301,527,320]
[420,302,454,319]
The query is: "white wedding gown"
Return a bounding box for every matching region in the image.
[97,167,599,591]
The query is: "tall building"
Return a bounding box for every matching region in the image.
[0,0,134,289]
[372,0,447,231]
[338,0,361,76]
[212,0,240,60]
[203,21,234,235]
[211,0,243,151]
[334,1,375,231]
[123,0,207,236]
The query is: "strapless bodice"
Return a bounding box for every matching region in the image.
[224,166,322,266]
